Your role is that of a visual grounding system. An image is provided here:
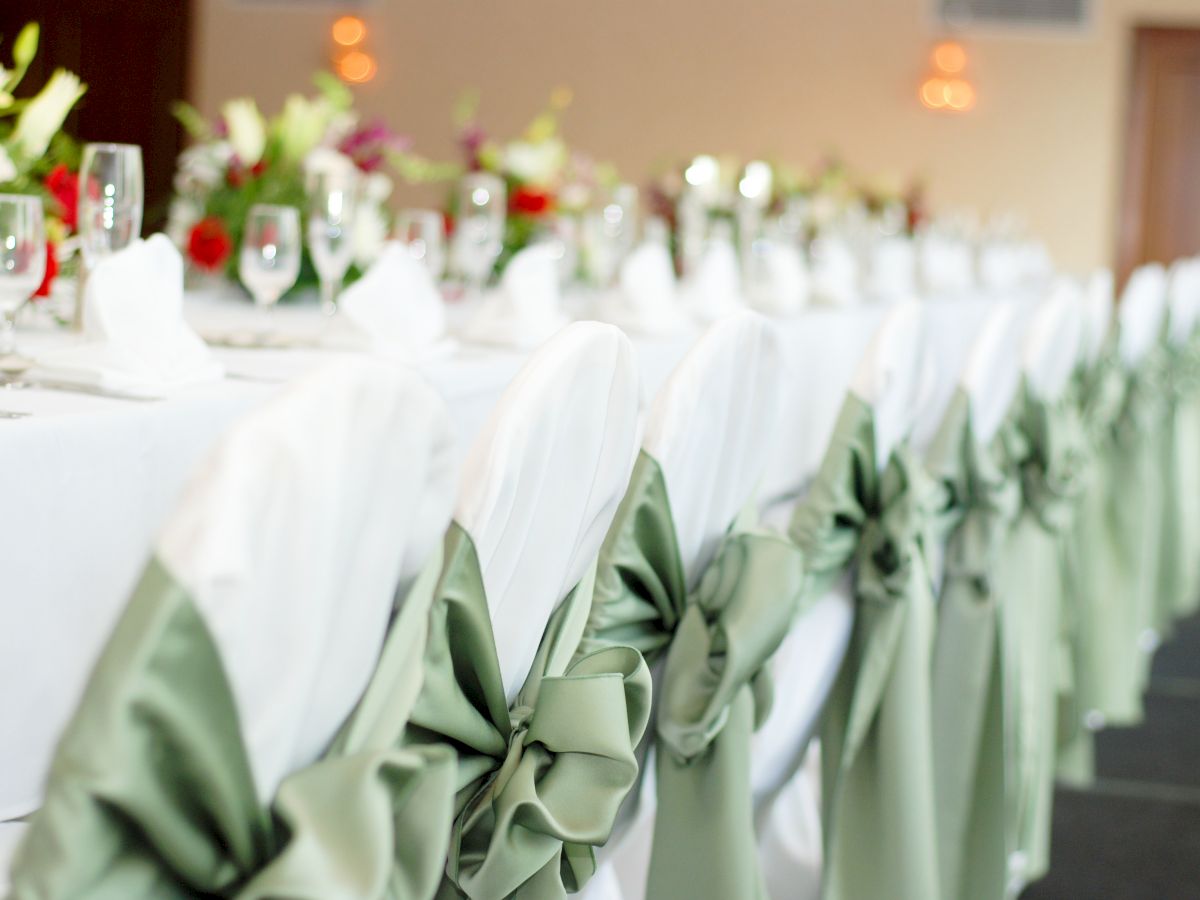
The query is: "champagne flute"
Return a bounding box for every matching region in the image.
[452,172,505,299]
[240,205,301,319]
[395,208,446,280]
[0,194,46,360]
[307,169,359,316]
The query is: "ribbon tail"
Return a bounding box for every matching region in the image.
[235,745,457,900]
[647,686,766,900]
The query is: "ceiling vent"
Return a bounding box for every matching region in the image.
[938,0,1091,31]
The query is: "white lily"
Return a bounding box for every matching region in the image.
[277,94,330,165]
[10,69,85,160]
[303,146,358,181]
[221,98,266,166]
[504,138,566,187]
[0,144,17,183]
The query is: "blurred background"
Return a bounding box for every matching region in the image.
[2,0,1198,281]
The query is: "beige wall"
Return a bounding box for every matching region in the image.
[192,0,1200,273]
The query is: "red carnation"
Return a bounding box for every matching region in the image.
[511,186,555,216]
[44,165,79,231]
[187,217,233,272]
[34,242,58,298]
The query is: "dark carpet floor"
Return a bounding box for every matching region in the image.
[1022,615,1200,900]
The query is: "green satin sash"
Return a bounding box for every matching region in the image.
[996,381,1087,890]
[1155,335,1200,627]
[400,523,652,900]
[789,394,945,900]
[7,556,457,900]
[924,388,1022,900]
[579,450,808,900]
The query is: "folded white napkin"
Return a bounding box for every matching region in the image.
[747,240,809,316]
[866,236,917,303]
[324,242,449,358]
[460,244,568,350]
[31,234,223,397]
[595,243,690,336]
[679,237,744,322]
[918,234,975,295]
[810,236,859,307]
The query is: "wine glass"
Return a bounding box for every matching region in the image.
[307,169,359,316]
[0,194,46,360]
[77,143,143,269]
[584,183,638,288]
[395,208,446,280]
[240,205,301,316]
[452,172,505,298]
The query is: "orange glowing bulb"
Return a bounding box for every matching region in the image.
[337,49,377,84]
[944,78,976,111]
[332,15,366,47]
[932,41,967,74]
[920,77,948,109]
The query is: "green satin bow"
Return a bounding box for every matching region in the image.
[7,556,457,900]
[925,389,1023,900]
[1009,382,1088,534]
[579,450,807,900]
[791,396,945,771]
[401,524,652,900]
[790,394,946,900]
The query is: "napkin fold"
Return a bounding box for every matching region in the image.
[31,235,223,397]
[324,242,449,358]
[809,236,859,307]
[595,242,690,336]
[866,237,917,303]
[459,244,568,350]
[747,240,810,316]
[679,237,744,322]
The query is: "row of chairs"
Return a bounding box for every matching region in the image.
[3,256,1198,899]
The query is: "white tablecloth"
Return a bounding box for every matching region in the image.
[0,287,1026,820]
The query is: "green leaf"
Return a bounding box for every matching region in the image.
[171,101,212,140]
[312,71,351,111]
[453,88,480,128]
[12,23,38,69]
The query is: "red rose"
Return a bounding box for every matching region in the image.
[511,186,555,216]
[187,217,233,272]
[44,165,80,231]
[34,242,58,298]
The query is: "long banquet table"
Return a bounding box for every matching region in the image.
[0,285,1033,820]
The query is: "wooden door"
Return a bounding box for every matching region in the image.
[0,1,192,232]
[1118,26,1200,285]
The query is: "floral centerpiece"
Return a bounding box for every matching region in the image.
[0,22,85,298]
[447,88,616,272]
[167,73,419,295]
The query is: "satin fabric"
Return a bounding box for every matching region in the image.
[7,556,457,900]
[994,382,1087,892]
[924,389,1022,900]
[401,524,652,900]
[578,451,808,900]
[789,394,945,900]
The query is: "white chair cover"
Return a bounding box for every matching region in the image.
[963,301,1025,446]
[583,312,785,900]
[1023,279,1084,403]
[1117,263,1169,369]
[1167,258,1200,346]
[1081,270,1116,365]
[754,300,931,898]
[155,358,457,803]
[0,359,457,832]
[455,322,641,702]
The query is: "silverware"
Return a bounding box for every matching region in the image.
[3,379,162,402]
[0,410,30,419]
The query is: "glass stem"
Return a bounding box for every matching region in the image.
[0,309,16,357]
[320,279,336,317]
